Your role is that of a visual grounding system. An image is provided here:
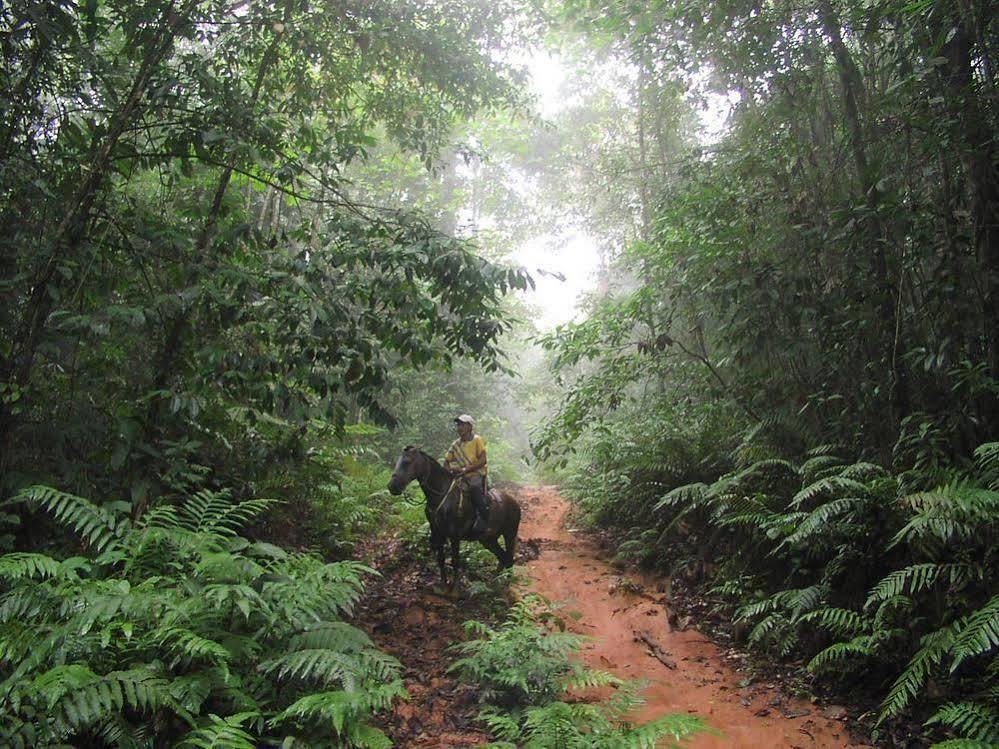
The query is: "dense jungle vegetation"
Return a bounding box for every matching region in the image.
[2,0,998,747]
[535,1,999,747]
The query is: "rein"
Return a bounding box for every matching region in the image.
[434,479,464,517]
[398,450,466,517]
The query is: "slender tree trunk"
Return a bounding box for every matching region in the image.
[818,0,910,433]
[940,9,999,388]
[0,1,191,475]
[636,65,652,236]
[135,26,288,500]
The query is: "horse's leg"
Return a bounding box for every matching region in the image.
[480,537,507,569]
[501,529,518,567]
[449,537,461,590]
[502,503,521,568]
[431,530,447,585]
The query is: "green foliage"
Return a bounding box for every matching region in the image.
[480,701,706,749]
[448,594,588,705]
[450,594,706,748]
[0,486,404,747]
[540,0,999,746]
[926,702,999,745]
[0,0,534,524]
[551,411,999,744]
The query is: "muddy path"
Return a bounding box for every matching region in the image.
[355,485,872,747]
[519,485,870,749]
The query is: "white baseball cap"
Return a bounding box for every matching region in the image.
[454,414,474,425]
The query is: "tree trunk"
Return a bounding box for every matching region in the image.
[0,2,192,475]
[135,26,289,505]
[818,0,910,433]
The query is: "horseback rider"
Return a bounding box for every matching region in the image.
[443,414,490,532]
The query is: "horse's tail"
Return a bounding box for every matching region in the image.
[503,495,521,566]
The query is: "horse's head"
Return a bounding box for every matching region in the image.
[388,446,429,494]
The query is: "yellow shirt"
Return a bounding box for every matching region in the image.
[445,435,487,477]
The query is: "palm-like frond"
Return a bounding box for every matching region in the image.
[175,491,276,537]
[799,607,869,638]
[269,682,406,735]
[974,442,999,489]
[14,486,128,552]
[808,636,876,671]
[790,475,869,510]
[176,713,258,749]
[880,625,958,722]
[893,484,999,551]
[951,596,999,671]
[925,701,999,744]
[0,553,62,580]
[866,563,973,610]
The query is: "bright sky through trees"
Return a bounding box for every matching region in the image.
[512,50,735,329]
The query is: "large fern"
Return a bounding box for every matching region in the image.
[0,486,403,746]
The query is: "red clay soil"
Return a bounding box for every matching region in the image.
[519,485,872,749]
[353,531,495,748]
[355,485,873,748]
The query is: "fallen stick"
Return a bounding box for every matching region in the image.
[634,630,676,669]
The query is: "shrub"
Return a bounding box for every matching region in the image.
[0,486,405,748]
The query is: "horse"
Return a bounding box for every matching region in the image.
[387,446,520,586]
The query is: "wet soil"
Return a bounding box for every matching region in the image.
[354,485,873,748]
[519,486,872,749]
[353,531,496,747]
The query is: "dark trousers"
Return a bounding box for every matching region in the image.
[466,475,488,517]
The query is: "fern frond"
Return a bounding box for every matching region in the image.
[35,665,182,736]
[261,647,399,688]
[288,622,375,653]
[880,624,958,722]
[807,636,875,671]
[478,705,522,741]
[951,596,999,671]
[791,476,868,510]
[974,442,999,489]
[15,486,127,552]
[799,607,869,638]
[866,563,972,610]
[176,713,258,749]
[798,455,845,483]
[564,669,622,691]
[785,584,828,619]
[269,682,407,735]
[735,597,777,622]
[893,485,999,551]
[778,496,867,551]
[838,462,889,480]
[653,483,708,512]
[630,712,708,744]
[153,627,232,669]
[925,701,999,743]
[0,553,61,580]
[177,491,276,537]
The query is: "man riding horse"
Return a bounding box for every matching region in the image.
[443,414,490,532]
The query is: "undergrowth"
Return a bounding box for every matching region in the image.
[0,486,405,748]
[558,418,999,747]
[449,594,707,748]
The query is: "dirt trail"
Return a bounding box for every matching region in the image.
[518,485,870,749]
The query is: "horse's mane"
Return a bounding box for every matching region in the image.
[404,446,444,472]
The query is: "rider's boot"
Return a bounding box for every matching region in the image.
[471,485,489,532]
